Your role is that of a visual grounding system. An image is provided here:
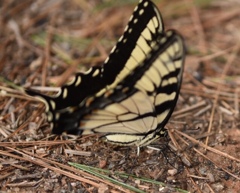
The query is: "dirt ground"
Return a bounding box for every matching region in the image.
[0,0,240,192]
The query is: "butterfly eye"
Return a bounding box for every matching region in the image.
[26,0,185,147]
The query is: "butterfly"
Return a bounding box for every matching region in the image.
[26,0,185,147]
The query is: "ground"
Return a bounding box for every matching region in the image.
[0,0,240,192]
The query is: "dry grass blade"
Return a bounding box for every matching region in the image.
[1,147,134,192]
[0,148,101,188]
[205,42,240,146]
[171,129,240,179]
[0,140,74,148]
[172,100,207,117]
[64,149,92,156]
[173,129,240,163]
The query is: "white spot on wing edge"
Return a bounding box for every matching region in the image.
[133,18,138,24]
[84,67,93,75]
[133,5,139,12]
[110,45,117,53]
[129,15,134,22]
[92,69,100,77]
[55,112,60,120]
[50,99,56,110]
[139,9,144,15]
[66,76,76,86]
[47,113,53,121]
[75,76,81,86]
[62,88,68,99]
[143,1,148,7]
[104,56,109,64]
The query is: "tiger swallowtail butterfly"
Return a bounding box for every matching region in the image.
[26,0,185,147]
